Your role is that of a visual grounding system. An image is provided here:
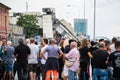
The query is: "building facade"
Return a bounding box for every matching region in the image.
[9,9,78,42]
[74,19,87,36]
[9,24,24,46]
[0,3,10,39]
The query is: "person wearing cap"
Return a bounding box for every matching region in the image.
[14,38,30,80]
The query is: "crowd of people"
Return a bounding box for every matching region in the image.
[0,37,120,80]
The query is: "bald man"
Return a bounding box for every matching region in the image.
[92,42,109,80]
[41,38,63,80]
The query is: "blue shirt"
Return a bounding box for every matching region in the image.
[44,45,60,58]
[6,46,15,61]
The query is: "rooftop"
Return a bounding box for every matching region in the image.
[0,2,11,10]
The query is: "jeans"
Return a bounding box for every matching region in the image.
[41,64,45,80]
[68,70,77,80]
[80,62,89,80]
[107,67,113,80]
[17,65,28,80]
[93,68,108,80]
[14,61,18,77]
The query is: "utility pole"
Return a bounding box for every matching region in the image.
[84,0,85,19]
[26,1,28,12]
[93,0,96,39]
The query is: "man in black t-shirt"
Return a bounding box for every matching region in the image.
[108,41,120,80]
[14,38,30,80]
[92,42,109,80]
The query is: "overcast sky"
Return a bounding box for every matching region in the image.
[1,0,120,39]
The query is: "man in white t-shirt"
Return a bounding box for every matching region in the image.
[28,38,39,80]
[40,38,48,80]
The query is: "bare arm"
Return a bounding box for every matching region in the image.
[87,52,93,58]
[105,57,111,65]
[41,50,47,60]
[58,50,63,58]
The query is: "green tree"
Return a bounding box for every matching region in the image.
[16,14,39,38]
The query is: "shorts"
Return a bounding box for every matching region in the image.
[5,61,13,71]
[63,65,68,76]
[28,64,37,73]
